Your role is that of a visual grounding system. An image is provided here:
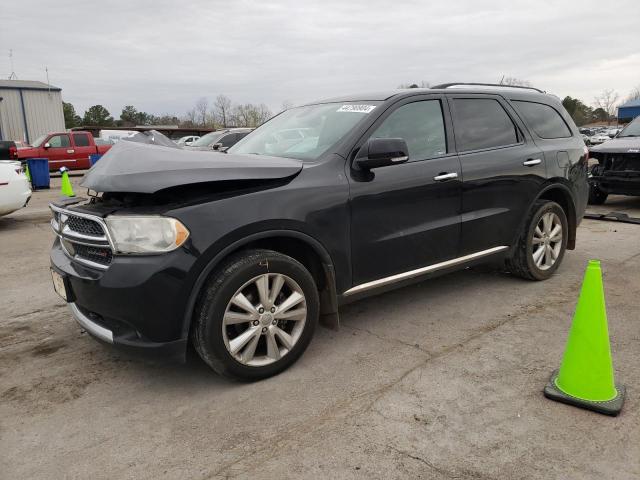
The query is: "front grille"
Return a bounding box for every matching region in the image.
[73,244,113,266]
[51,205,113,270]
[66,215,105,237]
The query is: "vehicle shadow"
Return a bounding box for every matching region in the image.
[105,263,516,390]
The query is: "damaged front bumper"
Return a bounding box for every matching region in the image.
[589,152,640,196]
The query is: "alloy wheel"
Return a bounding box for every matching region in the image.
[222,273,307,367]
[532,212,563,271]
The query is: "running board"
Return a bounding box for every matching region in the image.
[343,246,509,296]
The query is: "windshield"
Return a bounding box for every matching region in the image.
[229,102,381,161]
[31,134,48,147]
[190,132,225,147]
[618,118,640,137]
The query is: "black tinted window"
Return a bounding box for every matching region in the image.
[220,134,238,147]
[452,99,519,151]
[73,133,91,147]
[513,101,572,139]
[371,100,446,161]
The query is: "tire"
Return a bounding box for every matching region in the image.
[588,184,608,205]
[192,249,319,381]
[506,200,568,281]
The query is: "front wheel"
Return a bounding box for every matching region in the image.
[507,200,568,281]
[192,249,319,381]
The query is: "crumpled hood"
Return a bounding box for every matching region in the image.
[590,137,640,154]
[81,138,303,194]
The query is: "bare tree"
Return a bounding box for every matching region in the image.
[214,95,232,128]
[500,76,532,87]
[625,85,640,103]
[232,103,272,128]
[194,97,209,126]
[183,108,198,127]
[594,89,619,125]
[398,80,430,89]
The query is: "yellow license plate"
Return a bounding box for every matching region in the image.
[51,270,68,301]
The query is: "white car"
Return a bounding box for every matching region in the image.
[589,133,611,145]
[0,161,31,217]
[605,127,622,138]
[175,135,200,146]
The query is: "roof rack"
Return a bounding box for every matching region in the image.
[431,82,545,94]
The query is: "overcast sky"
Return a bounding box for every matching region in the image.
[2,0,639,117]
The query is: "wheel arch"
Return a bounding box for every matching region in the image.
[534,182,577,250]
[181,230,339,341]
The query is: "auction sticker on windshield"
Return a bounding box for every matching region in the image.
[337,104,376,113]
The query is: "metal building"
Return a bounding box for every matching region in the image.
[618,99,640,122]
[0,80,65,143]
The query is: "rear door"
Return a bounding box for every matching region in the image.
[71,133,94,169]
[45,134,75,170]
[349,95,462,286]
[447,94,546,255]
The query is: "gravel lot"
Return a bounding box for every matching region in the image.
[1,176,639,479]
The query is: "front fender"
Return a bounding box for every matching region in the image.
[178,226,338,340]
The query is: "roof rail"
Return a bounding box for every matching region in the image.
[431,82,545,94]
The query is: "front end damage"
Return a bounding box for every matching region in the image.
[589,140,640,197]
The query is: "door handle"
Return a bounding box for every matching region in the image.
[433,172,458,181]
[523,158,542,166]
[67,149,75,154]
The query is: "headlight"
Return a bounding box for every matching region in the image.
[105,216,190,254]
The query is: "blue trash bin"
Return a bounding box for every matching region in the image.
[26,158,50,189]
[89,153,102,166]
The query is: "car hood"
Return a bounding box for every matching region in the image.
[81,138,303,194]
[590,137,640,153]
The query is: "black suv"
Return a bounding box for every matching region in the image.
[50,84,588,380]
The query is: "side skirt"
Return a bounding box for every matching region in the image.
[342,246,509,297]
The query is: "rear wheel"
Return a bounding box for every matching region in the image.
[192,249,319,381]
[507,200,568,281]
[588,184,608,205]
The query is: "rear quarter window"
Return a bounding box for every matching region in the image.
[512,101,572,139]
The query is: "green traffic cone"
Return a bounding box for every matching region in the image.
[24,164,31,182]
[544,260,625,416]
[59,167,75,197]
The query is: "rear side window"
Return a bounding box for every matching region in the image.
[371,100,447,161]
[452,99,520,152]
[512,101,572,139]
[73,133,91,147]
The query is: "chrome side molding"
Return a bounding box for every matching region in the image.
[343,246,509,296]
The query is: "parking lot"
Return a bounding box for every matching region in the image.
[0,176,638,479]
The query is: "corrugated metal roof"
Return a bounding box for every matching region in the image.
[619,99,640,108]
[0,79,61,91]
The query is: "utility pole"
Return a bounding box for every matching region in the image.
[8,49,17,80]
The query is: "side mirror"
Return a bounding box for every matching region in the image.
[354,138,409,170]
[43,142,51,149]
[212,142,222,150]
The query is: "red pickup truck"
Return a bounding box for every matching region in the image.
[17,131,111,171]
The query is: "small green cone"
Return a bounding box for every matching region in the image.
[59,167,75,197]
[544,260,625,415]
